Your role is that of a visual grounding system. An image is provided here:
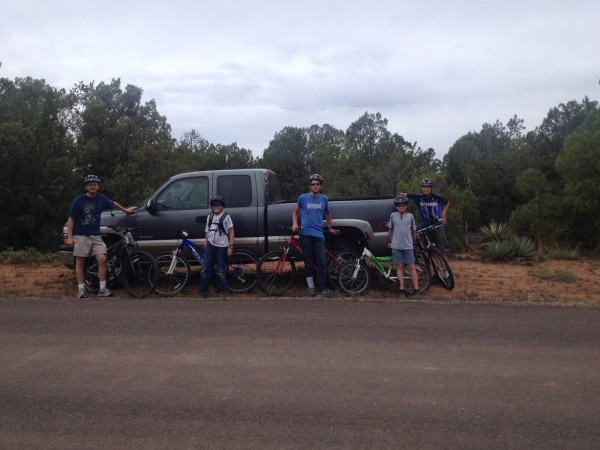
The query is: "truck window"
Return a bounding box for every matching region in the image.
[156,177,209,210]
[217,175,252,208]
[263,172,282,203]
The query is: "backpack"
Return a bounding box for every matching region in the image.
[207,212,229,236]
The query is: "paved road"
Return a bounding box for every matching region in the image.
[1,298,599,448]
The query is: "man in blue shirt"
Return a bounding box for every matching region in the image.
[67,175,137,298]
[291,174,339,296]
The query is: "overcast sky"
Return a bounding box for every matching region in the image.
[2,0,599,158]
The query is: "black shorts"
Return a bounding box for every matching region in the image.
[426,226,447,253]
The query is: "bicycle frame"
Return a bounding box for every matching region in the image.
[272,231,345,275]
[164,236,205,275]
[357,247,397,281]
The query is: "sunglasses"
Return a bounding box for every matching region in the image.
[310,183,321,186]
[396,203,408,207]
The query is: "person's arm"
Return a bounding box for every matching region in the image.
[291,205,301,232]
[227,226,234,257]
[441,201,449,226]
[388,227,393,248]
[113,201,137,214]
[325,211,340,235]
[67,216,75,246]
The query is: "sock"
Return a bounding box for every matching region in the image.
[100,281,107,290]
[306,277,315,289]
[78,284,85,290]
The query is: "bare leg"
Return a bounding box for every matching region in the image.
[396,264,405,290]
[407,263,419,291]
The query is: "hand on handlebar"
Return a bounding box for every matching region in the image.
[291,224,300,233]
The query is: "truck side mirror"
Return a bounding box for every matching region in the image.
[145,198,157,213]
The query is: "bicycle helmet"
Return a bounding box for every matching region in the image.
[84,174,100,184]
[210,195,225,207]
[309,174,324,184]
[420,178,434,187]
[394,194,409,205]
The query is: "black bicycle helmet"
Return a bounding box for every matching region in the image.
[84,174,100,184]
[210,195,225,207]
[394,194,409,205]
[309,174,324,184]
[420,177,434,187]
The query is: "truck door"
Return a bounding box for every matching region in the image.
[215,173,258,254]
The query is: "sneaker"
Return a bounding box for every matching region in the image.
[97,288,114,297]
[316,289,330,297]
[306,288,316,297]
[77,288,86,299]
[398,289,411,297]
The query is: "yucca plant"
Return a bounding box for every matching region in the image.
[478,221,514,247]
[481,236,535,261]
[478,222,535,261]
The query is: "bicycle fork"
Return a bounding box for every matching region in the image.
[275,248,290,275]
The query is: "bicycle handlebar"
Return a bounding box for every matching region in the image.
[417,223,443,235]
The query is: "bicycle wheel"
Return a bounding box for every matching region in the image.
[257,250,296,295]
[83,257,100,294]
[428,248,454,290]
[227,250,257,293]
[327,248,359,289]
[337,261,370,295]
[120,251,159,298]
[83,254,121,293]
[405,262,431,294]
[153,251,192,295]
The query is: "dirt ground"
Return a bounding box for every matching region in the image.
[1,254,599,303]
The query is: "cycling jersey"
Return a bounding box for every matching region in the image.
[407,193,448,228]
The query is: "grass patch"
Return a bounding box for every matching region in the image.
[528,268,578,283]
[547,245,580,260]
[0,247,59,265]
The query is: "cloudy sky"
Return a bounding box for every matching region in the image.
[2,0,598,158]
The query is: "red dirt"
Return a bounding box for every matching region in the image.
[1,254,599,303]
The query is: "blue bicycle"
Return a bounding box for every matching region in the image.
[153,230,257,295]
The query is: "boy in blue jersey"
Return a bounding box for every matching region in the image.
[291,174,339,296]
[67,175,137,298]
[401,177,450,259]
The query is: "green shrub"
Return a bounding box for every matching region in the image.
[547,244,579,260]
[0,247,59,265]
[528,268,578,283]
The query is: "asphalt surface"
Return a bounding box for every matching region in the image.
[1,297,599,448]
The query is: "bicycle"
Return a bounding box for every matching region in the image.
[414,223,454,290]
[256,227,359,296]
[337,242,431,295]
[83,225,159,298]
[153,230,257,295]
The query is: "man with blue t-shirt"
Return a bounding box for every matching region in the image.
[401,177,450,259]
[67,175,137,298]
[291,174,339,296]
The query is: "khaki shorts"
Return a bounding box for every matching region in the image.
[73,235,107,258]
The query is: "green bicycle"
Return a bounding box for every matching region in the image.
[337,244,431,295]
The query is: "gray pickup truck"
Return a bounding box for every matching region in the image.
[60,168,396,268]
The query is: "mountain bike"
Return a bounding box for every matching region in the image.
[337,244,431,295]
[153,230,257,295]
[256,227,359,296]
[83,225,159,298]
[414,223,454,290]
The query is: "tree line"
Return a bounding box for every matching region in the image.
[1,76,598,253]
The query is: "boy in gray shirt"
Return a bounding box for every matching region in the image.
[388,195,419,296]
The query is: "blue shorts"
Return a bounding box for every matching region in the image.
[392,249,415,266]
